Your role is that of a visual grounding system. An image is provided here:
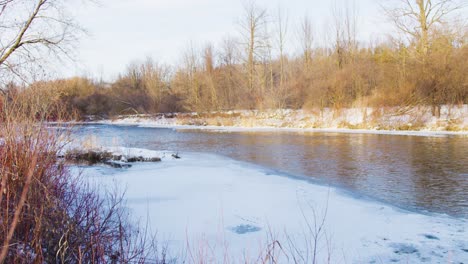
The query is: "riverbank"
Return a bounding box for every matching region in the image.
[92,105,468,137]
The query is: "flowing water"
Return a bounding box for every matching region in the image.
[73,124,468,218]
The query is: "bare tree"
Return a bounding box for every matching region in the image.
[299,15,314,72]
[0,5,88,255]
[266,6,289,108]
[239,0,268,105]
[0,0,85,86]
[383,0,466,116]
[218,36,240,108]
[183,42,201,108]
[275,7,288,90]
[140,57,171,111]
[383,0,465,60]
[332,3,346,69]
[264,21,274,102]
[331,0,358,69]
[203,43,219,109]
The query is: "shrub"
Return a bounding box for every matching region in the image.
[0,96,160,263]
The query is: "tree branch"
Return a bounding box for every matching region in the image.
[0,0,48,66]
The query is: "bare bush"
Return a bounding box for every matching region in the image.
[0,95,161,263]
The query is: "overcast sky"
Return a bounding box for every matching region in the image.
[69,0,393,81]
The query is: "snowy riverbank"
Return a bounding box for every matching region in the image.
[93,105,468,136]
[79,147,467,263]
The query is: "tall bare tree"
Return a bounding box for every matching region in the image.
[218,37,240,108]
[175,42,201,110]
[331,0,358,69]
[299,15,314,72]
[140,57,171,111]
[0,0,84,86]
[239,0,268,105]
[275,7,288,89]
[203,43,219,109]
[383,0,465,60]
[383,0,466,115]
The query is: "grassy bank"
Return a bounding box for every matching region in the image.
[97,105,468,133]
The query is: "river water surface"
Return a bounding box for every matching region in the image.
[74,125,468,218]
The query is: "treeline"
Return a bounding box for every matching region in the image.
[2,1,467,119]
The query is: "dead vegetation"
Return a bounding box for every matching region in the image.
[63,149,162,166]
[2,1,465,120]
[0,94,165,263]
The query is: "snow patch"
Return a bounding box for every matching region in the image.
[92,105,468,137]
[79,150,468,263]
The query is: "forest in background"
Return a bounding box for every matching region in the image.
[1,0,467,119]
[0,0,466,262]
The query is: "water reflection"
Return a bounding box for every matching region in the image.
[409,137,467,216]
[73,125,468,218]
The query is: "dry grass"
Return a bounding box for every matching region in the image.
[0,94,164,263]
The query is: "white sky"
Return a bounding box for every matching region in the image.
[68,0,393,81]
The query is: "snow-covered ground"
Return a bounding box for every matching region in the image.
[79,147,467,264]
[94,105,468,136]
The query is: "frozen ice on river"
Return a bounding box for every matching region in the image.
[79,148,467,263]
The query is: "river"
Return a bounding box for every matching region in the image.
[73,124,467,218]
